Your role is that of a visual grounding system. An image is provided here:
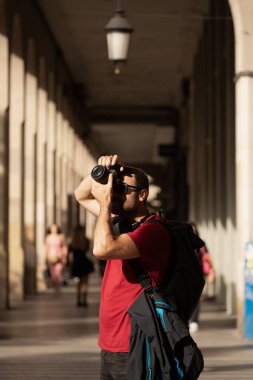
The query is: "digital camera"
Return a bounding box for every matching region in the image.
[91,164,125,193]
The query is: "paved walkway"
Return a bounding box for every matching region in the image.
[0,274,253,379]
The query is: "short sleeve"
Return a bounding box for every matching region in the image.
[128,220,172,282]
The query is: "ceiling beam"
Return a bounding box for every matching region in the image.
[89,105,179,125]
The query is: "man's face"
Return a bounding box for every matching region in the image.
[111,174,140,217]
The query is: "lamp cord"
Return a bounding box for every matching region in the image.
[116,0,123,11]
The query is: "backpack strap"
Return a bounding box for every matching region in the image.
[128,213,157,292]
[129,258,153,292]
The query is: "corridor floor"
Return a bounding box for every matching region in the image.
[0,274,253,379]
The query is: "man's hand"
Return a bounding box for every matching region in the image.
[98,154,124,172]
[91,154,123,209]
[74,154,123,217]
[91,173,113,209]
[98,154,118,168]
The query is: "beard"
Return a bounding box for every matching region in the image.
[111,201,124,215]
[110,194,138,218]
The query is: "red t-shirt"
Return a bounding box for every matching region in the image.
[98,215,172,352]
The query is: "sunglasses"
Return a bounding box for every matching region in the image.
[117,182,141,194]
[124,184,141,193]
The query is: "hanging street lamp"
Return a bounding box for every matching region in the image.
[105,1,134,75]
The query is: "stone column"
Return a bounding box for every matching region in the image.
[24,38,37,295]
[229,0,253,331]
[224,16,236,314]
[8,15,25,306]
[46,72,56,227]
[66,125,76,235]
[55,85,63,226]
[213,1,226,304]
[60,98,69,234]
[36,57,47,290]
[0,0,9,309]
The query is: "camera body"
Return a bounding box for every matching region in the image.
[91,164,125,193]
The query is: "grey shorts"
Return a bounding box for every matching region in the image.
[100,350,128,380]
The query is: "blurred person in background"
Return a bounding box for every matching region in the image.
[189,222,215,333]
[45,223,68,294]
[68,224,94,307]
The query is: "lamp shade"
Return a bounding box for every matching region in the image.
[105,9,134,63]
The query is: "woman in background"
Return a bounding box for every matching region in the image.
[45,223,67,293]
[189,222,215,333]
[69,225,94,307]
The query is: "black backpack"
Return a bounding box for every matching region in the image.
[144,217,205,322]
[112,214,205,379]
[112,213,206,322]
[126,216,205,380]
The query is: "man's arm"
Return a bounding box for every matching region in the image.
[93,206,140,260]
[74,154,121,217]
[74,174,100,217]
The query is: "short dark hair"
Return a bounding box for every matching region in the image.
[123,166,149,191]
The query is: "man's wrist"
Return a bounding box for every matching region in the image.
[99,204,111,213]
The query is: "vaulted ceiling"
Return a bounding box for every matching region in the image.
[37,0,209,205]
[37,0,209,109]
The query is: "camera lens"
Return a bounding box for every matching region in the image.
[91,165,108,184]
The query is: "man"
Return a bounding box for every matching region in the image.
[74,154,171,380]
